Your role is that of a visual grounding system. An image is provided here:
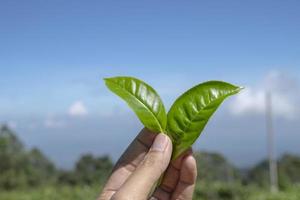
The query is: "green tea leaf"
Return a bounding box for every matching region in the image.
[167,81,243,159]
[104,76,167,133]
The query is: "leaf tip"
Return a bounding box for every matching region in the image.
[237,86,245,91]
[103,77,114,84]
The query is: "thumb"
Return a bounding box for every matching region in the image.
[113,133,172,200]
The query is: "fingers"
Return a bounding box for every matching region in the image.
[151,149,192,200]
[171,154,197,200]
[99,128,156,200]
[112,133,172,200]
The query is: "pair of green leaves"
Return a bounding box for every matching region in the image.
[104,76,242,159]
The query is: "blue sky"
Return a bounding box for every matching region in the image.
[0,0,300,168]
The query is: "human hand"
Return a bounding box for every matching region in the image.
[98,128,197,200]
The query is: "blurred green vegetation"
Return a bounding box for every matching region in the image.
[1,183,300,200]
[1,124,300,199]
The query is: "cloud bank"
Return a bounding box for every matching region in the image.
[229,71,299,120]
[68,101,88,117]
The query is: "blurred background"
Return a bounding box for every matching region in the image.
[0,1,300,199]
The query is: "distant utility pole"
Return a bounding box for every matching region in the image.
[265,92,279,193]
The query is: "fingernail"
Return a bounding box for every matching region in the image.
[151,133,169,152]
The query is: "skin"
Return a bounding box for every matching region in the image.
[98,128,197,200]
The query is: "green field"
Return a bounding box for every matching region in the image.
[1,184,300,200]
[0,185,101,200]
[1,126,300,200]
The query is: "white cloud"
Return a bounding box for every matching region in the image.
[44,118,65,128]
[229,88,265,115]
[43,101,88,128]
[263,70,299,92]
[229,71,299,120]
[68,101,88,117]
[229,88,296,118]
